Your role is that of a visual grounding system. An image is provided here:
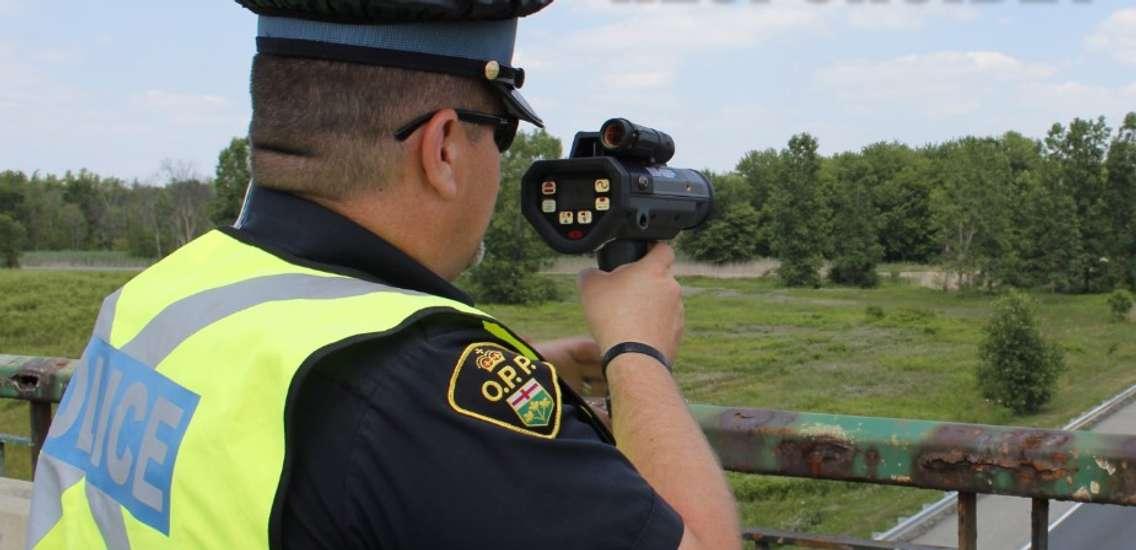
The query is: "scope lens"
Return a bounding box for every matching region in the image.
[601,120,627,149]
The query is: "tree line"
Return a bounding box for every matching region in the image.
[0,139,249,264]
[1,113,1133,298]
[684,112,1136,293]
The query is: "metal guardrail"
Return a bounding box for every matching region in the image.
[876,381,1136,543]
[0,355,73,474]
[690,405,1136,549]
[5,355,1136,549]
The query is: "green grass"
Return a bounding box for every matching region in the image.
[2,270,1134,540]
[480,276,1136,538]
[0,270,137,480]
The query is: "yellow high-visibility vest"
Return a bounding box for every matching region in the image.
[28,229,535,548]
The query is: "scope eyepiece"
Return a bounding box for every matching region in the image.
[599,118,676,165]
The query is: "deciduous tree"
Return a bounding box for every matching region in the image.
[0,214,26,268]
[467,130,562,304]
[210,138,251,226]
[768,133,828,287]
[825,153,883,287]
[1044,117,1113,292]
[1105,113,1136,288]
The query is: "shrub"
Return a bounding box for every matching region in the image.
[865,305,885,321]
[1108,289,1133,322]
[680,202,762,265]
[467,253,560,305]
[0,214,27,268]
[830,258,881,288]
[977,291,1064,415]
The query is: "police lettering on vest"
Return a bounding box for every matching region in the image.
[43,338,199,534]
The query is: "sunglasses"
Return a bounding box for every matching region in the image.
[393,109,519,153]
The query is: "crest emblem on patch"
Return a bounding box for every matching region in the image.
[448,343,562,438]
[475,348,506,372]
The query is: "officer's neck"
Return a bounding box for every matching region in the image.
[301,191,467,282]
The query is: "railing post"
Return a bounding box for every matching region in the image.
[958,492,977,550]
[1030,498,1049,550]
[29,400,52,474]
[1,356,72,479]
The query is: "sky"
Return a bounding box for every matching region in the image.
[1,0,1134,183]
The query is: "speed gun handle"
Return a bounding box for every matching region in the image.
[598,240,650,272]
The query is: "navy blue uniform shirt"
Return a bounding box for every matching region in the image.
[230,187,684,549]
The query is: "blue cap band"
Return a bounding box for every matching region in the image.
[257,15,517,64]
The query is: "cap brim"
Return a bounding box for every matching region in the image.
[493,83,543,128]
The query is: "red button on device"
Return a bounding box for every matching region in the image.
[567,230,584,240]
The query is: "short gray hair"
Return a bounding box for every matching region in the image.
[249,54,498,200]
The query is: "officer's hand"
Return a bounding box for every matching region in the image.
[533,337,607,396]
[578,242,683,362]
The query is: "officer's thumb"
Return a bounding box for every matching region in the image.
[577,267,604,292]
[641,241,676,272]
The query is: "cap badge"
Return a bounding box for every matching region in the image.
[484,60,501,81]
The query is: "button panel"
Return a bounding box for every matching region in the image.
[538,175,612,243]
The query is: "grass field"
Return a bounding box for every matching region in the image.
[1,268,1134,539]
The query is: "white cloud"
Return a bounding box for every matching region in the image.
[816,51,1056,118]
[561,0,979,33]
[1087,8,1136,65]
[561,4,824,55]
[0,40,248,179]
[0,42,81,114]
[810,49,1134,155]
[526,1,827,96]
[1025,80,1136,121]
[844,2,979,31]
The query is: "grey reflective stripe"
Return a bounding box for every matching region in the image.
[28,272,447,548]
[93,289,121,341]
[120,273,422,367]
[26,455,84,548]
[28,290,122,548]
[86,483,131,550]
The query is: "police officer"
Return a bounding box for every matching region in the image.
[27,1,740,548]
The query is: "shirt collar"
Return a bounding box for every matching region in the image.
[233,184,474,306]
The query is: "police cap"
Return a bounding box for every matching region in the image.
[235,0,553,127]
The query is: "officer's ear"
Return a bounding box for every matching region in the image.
[417,109,464,201]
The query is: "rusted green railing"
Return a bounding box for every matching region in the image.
[5,354,1136,549]
[0,355,73,475]
[691,405,1136,549]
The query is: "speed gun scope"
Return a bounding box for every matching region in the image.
[522,118,714,272]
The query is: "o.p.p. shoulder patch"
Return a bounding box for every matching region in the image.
[448,343,562,439]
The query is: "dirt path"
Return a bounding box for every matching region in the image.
[544,257,951,289]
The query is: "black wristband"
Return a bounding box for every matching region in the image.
[601,342,672,379]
